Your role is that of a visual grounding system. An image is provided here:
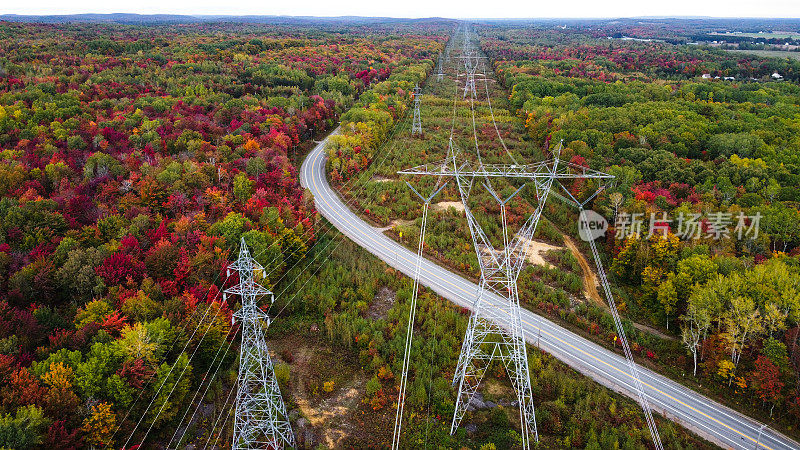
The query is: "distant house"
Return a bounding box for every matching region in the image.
[701,73,712,79]
[772,72,784,80]
[724,76,735,81]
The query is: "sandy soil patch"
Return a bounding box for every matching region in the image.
[371,175,396,183]
[376,218,414,232]
[477,238,565,275]
[294,378,365,447]
[516,237,566,267]
[389,218,414,228]
[287,344,367,448]
[433,201,465,213]
[368,286,396,319]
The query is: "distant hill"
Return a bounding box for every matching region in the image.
[0,13,452,24]
[1,14,798,30]
[0,13,199,23]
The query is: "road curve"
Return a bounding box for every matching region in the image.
[300,128,800,450]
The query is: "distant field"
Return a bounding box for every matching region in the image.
[711,31,800,39]
[725,49,800,61]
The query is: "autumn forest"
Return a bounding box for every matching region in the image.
[0,14,800,450]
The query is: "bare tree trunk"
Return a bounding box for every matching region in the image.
[791,327,800,385]
[701,330,708,360]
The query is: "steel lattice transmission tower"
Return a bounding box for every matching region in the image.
[461,26,479,99]
[411,84,423,135]
[399,140,615,450]
[462,52,478,99]
[437,54,444,82]
[225,238,295,449]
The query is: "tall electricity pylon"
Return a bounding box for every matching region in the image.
[463,72,476,99]
[462,52,477,99]
[225,238,295,449]
[459,48,483,99]
[411,84,423,135]
[399,140,614,450]
[460,24,484,99]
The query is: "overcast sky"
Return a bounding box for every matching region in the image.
[3,0,800,19]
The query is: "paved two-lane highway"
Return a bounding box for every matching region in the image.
[300,127,800,450]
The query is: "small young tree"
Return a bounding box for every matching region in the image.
[680,303,711,377]
[82,402,116,448]
[723,296,763,368]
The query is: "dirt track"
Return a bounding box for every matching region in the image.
[562,234,604,306]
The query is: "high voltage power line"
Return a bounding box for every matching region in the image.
[393,22,664,450]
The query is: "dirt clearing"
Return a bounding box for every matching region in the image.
[433,201,465,212]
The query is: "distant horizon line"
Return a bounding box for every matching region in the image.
[2,13,800,21]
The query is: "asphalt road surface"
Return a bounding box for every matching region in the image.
[300,127,800,450]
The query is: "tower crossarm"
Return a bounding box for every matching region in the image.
[227,257,264,273]
[399,154,614,283]
[225,280,272,298]
[231,302,270,323]
[399,149,614,283]
[398,159,613,180]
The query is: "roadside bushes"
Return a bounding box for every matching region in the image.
[327,61,437,182]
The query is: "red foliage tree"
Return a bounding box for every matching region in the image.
[100,311,128,336]
[117,358,155,390]
[0,368,46,410]
[95,253,146,287]
[45,420,84,450]
[749,355,785,416]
